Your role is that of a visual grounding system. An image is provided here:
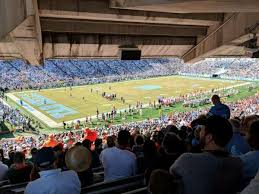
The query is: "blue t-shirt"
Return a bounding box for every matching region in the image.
[226,133,251,156]
[239,151,259,180]
[208,103,230,119]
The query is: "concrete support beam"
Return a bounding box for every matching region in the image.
[38,0,222,26]
[41,18,207,37]
[33,0,43,54]
[0,0,42,64]
[42,32,195,59]
[110,0,259,13]
[182,13,259,63]
[0,16,42,65]
[0,0,28,40]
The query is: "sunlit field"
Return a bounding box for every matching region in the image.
[12,76,242,123]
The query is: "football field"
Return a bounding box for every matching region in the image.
[8,76,245,127]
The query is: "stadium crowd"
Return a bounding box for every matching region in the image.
[0,58,259,193]
[0,94,258,193]
[0,58,259,91]
[0,59,179,91]
[0,100,41,133]
[180,58,259,80]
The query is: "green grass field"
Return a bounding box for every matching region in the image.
[11,76,243,123]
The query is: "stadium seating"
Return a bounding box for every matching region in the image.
[82,175,145,194]
[0,175,145,194]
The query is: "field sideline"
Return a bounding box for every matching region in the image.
[8,76,245,127]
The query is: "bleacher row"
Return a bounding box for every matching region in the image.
[0,168,147,194]
[0,59,178,90]
[180,58,259,80]
[1,58,259,91]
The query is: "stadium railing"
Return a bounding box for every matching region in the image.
[81,174,145,194]
[121,187,147,194]
[0,169,105,194]
[0,181,9,187]
[0,174,143,194]
[0,182,28,194]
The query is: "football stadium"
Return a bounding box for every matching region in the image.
[9,75,244,124]
[0,1,259,194]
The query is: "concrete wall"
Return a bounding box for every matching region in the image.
[0,0,34,40]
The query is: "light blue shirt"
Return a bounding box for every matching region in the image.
[25,169,81,194]
[226,133,251,156]
[0,161,8,181]
[239,151,259,180]
[100,147,137,181]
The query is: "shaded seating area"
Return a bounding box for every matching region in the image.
[0,175,145,194]
[82,175,145,194]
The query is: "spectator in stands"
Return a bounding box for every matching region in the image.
[143,140,158,176]
[146,132,185,183]
[53,144,66,170]
[82,139,100,168]
[94,138,103,155]
[226,119,250,155]
[239,120,259,186]
[25,147,81,194]
[0,153,8,181]
[207,95,230,119]
[241,169,259,194]
[132,135,144,158]
[6,151,15,167]
[106,136,115,148]
[28,148,38,164]
[132,135,145,173]
[100,130,137,181]
[151,130,164,151]
[65,146,92,187]
[159,132,185,168]
[170,116,243,194]
[240,115,259,136]
[0,149,9,166]
[7,152,32,184]
[149,169,180,194]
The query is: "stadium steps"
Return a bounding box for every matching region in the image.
[113,61,130,75]
[50,60,74,78]
[101,61,121,76]
[0,62,15,73]
[69,60,85,77]
[131,61,145,73]
[36,66,56,80]
[84,61,104,77]
[119,61,135,75]
[4,61,20,72]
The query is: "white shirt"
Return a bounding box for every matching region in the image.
[100,147,137,181]
[25,169,81,194]
[0,161,8,181]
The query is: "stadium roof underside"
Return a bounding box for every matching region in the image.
[0,0,259,65]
